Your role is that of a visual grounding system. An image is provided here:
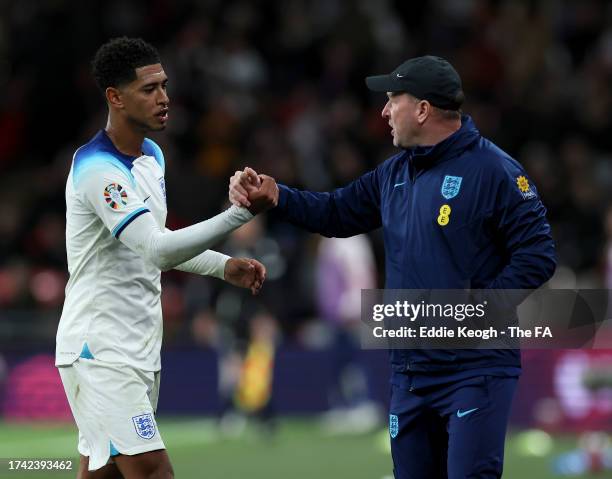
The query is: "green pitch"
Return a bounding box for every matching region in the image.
[0,418,600,478]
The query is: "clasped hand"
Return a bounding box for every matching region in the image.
[228,167,278,214]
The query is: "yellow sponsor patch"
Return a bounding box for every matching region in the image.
[437,204,451,226]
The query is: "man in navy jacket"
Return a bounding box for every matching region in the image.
[230,56,556,479]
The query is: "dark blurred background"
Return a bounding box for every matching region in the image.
[1,1,612,473]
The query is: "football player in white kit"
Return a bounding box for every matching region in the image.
[56,37,277,479]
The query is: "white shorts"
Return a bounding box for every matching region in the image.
[58,358,165,471]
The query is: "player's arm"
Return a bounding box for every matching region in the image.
[77,162,271,272]
[165,232,266,295]
[169,240,230,278]
[486,165,556,290]
[117,205,259,272]
[230,167,382,238]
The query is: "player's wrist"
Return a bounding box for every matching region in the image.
[228,204,253,220]
[222,257,233,281]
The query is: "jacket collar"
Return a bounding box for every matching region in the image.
[405,114,480,171]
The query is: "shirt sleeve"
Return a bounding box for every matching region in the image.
[75,156,251,272]
[75,160,150,238]
[271,167,382,238]
[115,205,251,271]
[166,229,230,279]
[487,161,556,290]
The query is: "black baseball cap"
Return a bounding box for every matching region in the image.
[366,56,464,110]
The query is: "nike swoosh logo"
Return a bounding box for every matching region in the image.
[457,408,479,418]
[396,73,406,78]
[393,182,406,188]
[143,195,151,203]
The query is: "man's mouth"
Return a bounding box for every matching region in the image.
[156,109,169,122]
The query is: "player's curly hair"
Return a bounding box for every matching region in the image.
[92,37,160,91]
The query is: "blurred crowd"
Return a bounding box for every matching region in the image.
[1,0,612,355]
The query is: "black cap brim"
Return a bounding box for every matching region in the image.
[365,74,405,93]
[366,56,464,109]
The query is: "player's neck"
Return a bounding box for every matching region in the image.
[105,117,145,158]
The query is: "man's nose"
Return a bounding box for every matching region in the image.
[158,89,169,105]
[381,101,390,118]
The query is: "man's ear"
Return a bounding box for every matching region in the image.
[416,100,431,125]
[105,87,124,109]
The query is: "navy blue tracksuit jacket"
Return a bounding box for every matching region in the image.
[272,115,556,386]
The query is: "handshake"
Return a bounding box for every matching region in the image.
[228,167,279,215]
[224,167,278,295]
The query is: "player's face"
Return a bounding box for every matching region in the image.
[381,93,421,148]
[120,64,169,132]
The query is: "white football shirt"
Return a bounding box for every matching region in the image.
[57,130,173,371]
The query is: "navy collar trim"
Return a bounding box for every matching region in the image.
[98,129,139,164]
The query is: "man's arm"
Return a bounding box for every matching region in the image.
[230,168,382,238]
[118,206,255,271]
[167,231,230,279]
[78,160,274,274]
[166,233,266,295]
[487,168,556,290]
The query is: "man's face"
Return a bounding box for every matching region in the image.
[381,93,420,148]
[116,63,169,132]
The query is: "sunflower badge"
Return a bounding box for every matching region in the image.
[516,175,536,199]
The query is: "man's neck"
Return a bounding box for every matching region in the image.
[418,119,461,147]
[105,116,144,157]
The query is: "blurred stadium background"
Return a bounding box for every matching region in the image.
[1,0,612,477]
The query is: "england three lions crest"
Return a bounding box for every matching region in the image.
[132,413,156,440]
[441,175,463,200]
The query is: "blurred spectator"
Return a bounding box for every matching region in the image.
[315,235,376,410]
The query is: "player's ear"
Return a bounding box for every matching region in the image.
[105,87,124,109]
[416,100,431,125]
